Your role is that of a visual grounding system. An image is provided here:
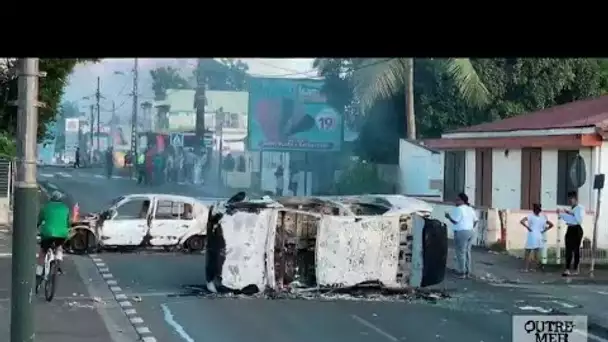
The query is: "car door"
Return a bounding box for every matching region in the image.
[149,198,193,246]
[101,196,151,246]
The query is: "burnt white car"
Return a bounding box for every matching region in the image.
[68,193,211,253]
[205,194,447,294]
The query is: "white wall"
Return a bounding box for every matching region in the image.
[464,149,476,205]
[540,148,594,210]
[463,147,595,211]
[398,140,442,198]
[492,149,522,209]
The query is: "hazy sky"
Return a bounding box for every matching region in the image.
[65,58,316,121]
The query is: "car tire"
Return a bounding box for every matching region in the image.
[185,235,205,253]
[70,230,92,255]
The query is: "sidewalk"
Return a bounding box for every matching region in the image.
[447,243,608,331]
[0,231,116,341]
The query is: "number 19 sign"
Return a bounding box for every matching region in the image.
[315,108,338,132]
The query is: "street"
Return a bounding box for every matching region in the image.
[39,166,608,342]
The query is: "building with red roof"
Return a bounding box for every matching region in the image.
[424,95,608,212]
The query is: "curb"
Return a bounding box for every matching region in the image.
[89,254,158,342]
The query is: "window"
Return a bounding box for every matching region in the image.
[115,198,150,220]
[155,200,193,220]
[557,150,581,205]
[443,151,466,201]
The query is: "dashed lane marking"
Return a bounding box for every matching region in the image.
[89,254,158,342]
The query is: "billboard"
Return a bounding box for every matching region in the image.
[65,118,80,132]
[247,77,342,152]
[64,118,80,159]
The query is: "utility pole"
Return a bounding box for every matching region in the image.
[405,58,416,140]
[111,101,116,147]
[216,108,225,187]
[194,59,206,156]
[131,58,139,177]
[11,58,40,342]
[89,104,94,162]
[96,76,101,154]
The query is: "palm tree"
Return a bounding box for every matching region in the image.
[317,58,491,139]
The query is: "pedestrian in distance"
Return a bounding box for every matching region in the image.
[445,193,478,279]
[557,191,585,276]
[73,147,81,168]
[519,203,554,272]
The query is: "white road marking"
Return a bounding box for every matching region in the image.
[130,317,144,324]
[39,173,53,178]
[89,254,159,341]
[0,253,12,258]
[136,327,151,334]
[124,308,137,315]
[161,303,195,342]
[351,314,399,342]
[517,306,552,313]
[57,172,72,178]
[119,301,133,307]
[94,175,104,179]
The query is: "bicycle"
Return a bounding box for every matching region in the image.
[35,240,62,302]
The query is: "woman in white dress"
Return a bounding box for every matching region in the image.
[519,203,554,272]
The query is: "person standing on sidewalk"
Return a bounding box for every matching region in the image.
[557,191,585,276]
[520,203,554,272]
[445,193,478,278]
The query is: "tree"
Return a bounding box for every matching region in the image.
[316,58,491,139]
[0,58,97,144]
[150,66,191,101]
[316,58,608,163]
[194,58,250,91]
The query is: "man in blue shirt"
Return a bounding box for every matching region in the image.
[557,191,585,276]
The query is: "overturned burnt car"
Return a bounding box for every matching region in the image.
[204,193,448,295]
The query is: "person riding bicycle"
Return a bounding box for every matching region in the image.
[36,190,70,279]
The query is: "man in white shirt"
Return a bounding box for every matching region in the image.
[445,193,478,278]
[557,191,585,276]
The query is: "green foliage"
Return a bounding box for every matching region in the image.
[315,58,608,163]
[150,66,191,101]
[0,134,15,157]
[195,58,250,91]
[332,161,392,195]
[0,58,97,143]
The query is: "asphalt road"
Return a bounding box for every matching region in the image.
[40,167,608,342]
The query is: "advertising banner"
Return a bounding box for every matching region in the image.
[247,77,342,152]
[64,118,80,160]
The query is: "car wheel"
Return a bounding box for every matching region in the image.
[70,230,90,254]
[185,235,205,253]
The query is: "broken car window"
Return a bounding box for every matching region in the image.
[115,198,150,220]
[155,200,190,220]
